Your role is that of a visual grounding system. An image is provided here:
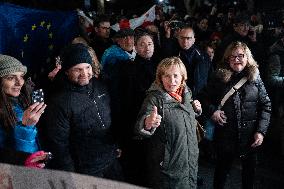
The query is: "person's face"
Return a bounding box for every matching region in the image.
[117,36,135,52]
[198,19,208,31]
[234,22,249,37]
[161,65,183,93]
[135,36,154,59]
[206,46,214,61]
[228,47,247,72]
[95,21,111,39]
[65,63,93,86]
[177,28,195,50]
[2,72,25,97]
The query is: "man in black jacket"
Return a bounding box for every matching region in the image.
[90,15,113,62]
[161,24,213,98]
[112,32,158,186]
[42,44,122,180]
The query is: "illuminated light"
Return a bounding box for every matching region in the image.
[159,0,164,2]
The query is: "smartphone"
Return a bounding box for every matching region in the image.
[39,152,53,165]
[32,89,44,103]
[44,152,53,164]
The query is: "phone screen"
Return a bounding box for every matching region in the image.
[32,89,44,103]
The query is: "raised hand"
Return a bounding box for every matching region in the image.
[22,102,47,126]
[251,132,264,148]
[192,100,202,114]
[144,106,162,130]
[164,21,171,38]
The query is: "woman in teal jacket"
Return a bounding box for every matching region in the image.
[0,55,46,154]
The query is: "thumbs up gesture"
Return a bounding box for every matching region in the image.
[144,106,162,130]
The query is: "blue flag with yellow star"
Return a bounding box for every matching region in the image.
[0,3,79,85]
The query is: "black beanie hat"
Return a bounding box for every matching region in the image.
[61,43,93,72]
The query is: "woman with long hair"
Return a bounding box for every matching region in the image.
[199,41,271,189]
[0,55,48,168]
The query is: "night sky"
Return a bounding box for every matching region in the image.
[107,0,157,15]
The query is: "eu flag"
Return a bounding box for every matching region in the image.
[0,3,79,86]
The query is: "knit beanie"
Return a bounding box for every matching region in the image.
[61,43,93,72]
[0,55,27,77]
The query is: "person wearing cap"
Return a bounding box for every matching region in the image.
[42,43,123,180]
[100,28,136,83]
[0,54,48,168]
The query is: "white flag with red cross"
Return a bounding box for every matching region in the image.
[111,5,156,31]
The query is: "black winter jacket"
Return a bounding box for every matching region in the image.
[199,68,271,156]
[43,77,118,176]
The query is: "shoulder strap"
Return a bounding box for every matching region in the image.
[219,77,248,109]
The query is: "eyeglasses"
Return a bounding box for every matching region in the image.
[229,54,245,61]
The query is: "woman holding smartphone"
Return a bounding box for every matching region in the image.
[0,55,48,168]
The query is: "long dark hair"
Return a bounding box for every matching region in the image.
[0,77,31,132]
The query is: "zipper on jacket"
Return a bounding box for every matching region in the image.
[88,91,105,128]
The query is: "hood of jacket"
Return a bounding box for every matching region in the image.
[215,64,259,83]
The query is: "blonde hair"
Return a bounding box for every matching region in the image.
[87,47,101,78]
[222,41,258,69]
[155,57,187,87]
[71,37,89,46]
[220,41,259,81]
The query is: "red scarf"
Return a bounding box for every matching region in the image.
[168,86,184,103]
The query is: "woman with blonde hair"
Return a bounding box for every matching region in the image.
[135,57,202,189]
[198,41,271,189]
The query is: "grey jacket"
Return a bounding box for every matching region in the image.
[135,83,199,189]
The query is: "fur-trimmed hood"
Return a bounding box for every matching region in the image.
[215,65,259,83]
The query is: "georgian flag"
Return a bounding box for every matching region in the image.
[111,5,156,31]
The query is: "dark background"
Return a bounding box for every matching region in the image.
[1,0,284,18]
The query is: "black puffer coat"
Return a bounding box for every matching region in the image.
[199,67,271,156]
[42,77,118,176]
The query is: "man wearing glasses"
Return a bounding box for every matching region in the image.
[90,15,113,61]
[162,24,213,98]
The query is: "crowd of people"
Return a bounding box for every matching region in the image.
[1,2,284,189]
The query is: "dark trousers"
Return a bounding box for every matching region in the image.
[82,159,124,181]
[213,151,257,189]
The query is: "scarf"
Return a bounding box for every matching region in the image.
[168,86,184,103]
